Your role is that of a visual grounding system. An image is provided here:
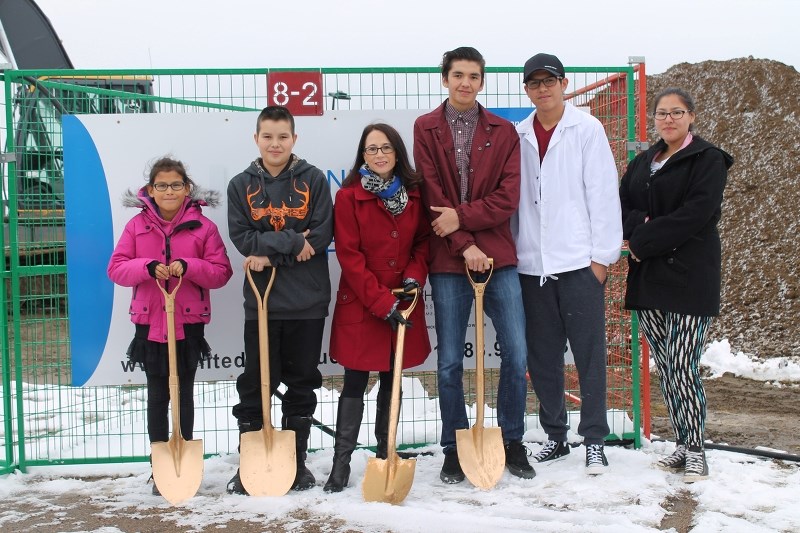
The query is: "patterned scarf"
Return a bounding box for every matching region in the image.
[359,164,408,215]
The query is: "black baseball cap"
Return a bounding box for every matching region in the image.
[523,53,565,82]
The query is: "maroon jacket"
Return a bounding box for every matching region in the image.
[413,102,521,274]
[329,182,431,372]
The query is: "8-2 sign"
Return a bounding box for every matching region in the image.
[266,71,323,116]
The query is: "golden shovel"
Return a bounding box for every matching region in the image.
[151,276,204,505]
[456,259,504,489]
[239,266,297,497]
[362,288,419,505]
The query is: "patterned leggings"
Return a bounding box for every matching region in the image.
[638,309,713,449]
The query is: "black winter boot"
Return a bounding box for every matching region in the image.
[375,385,400,459]
[148,453,160,496]
[323,397,364,493]
[226,420,263,495]
[283,415,316,491]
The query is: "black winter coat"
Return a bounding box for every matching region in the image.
[619,136,733,316]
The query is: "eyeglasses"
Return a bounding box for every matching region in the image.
[364,144,395,155]
[654,110,688,120]
[525,76,561,90]
[152,181,187,192]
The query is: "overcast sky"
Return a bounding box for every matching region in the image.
[35,0,798,75]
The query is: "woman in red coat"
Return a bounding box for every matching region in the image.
[324,123,431,492]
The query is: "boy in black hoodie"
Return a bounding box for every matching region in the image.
[226,106,333,494]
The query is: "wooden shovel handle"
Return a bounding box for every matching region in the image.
[245,267,277,432]
[383,287,419,463]
[390,287,420,320]
[155,276,184,449]
[464,259,493,429]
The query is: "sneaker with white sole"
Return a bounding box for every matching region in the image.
[585,444,608,475]
[656,443,687,471]
[532,440,570,463]
[683,448,709,483]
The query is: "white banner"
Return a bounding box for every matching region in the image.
[65,110,507,386]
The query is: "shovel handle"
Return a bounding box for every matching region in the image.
[465,258,494,291]
[390,287,420,319]
[155,276,184,460]
[384,287,419,463]
[245,267,277,433]
[465,259,493,429]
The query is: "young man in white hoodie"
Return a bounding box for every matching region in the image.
[513,53,622,474]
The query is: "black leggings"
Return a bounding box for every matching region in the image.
[146,367,197,442]
[341,367,394,398]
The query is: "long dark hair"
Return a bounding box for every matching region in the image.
[342,123,422,190]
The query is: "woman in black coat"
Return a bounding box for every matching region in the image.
[620,87,733,483]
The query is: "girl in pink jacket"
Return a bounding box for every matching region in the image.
[107,157,233,494]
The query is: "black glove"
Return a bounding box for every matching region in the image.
[385,308,413,331]
[397,279,420,301]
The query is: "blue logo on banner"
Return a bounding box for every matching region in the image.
[63,116,114,386]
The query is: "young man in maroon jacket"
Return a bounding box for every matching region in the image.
[413,46,534,484]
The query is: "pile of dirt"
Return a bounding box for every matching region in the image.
[645,57,800,358]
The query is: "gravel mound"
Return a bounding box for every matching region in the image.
[645,57,800,357]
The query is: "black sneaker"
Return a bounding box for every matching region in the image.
[226,469,249,495]
[585,444,608,475]
[440,451,465,484]
[532,440,571,463]
[504,441,536,479]
[656,444,687,471]
[683,448,709,483]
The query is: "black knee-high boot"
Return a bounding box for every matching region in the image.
[375,385,402,459]
[323,397,364,493]
[283,415,316,491]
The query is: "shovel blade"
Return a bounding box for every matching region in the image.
[362,456,416,505]
[455,426,504,490]
[151,439,204,505]
[239,428,297,497]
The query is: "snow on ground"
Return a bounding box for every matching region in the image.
[1,341,799,532]
[701,340,800,382]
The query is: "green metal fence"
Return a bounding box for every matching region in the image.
[1,65,644,471]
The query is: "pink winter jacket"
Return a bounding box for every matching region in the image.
[107,188,233,343]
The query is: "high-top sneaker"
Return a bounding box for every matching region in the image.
[532,440,571,463]
[656,443,687,471]
[683,448,709,483]
[585,444,609,475]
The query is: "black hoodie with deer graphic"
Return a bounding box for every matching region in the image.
[227,155,333,321]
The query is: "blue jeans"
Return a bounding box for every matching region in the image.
[430,267,528,453]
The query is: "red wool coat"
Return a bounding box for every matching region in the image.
[329,182,431,371]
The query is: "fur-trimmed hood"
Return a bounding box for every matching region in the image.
[121,185,222,209]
